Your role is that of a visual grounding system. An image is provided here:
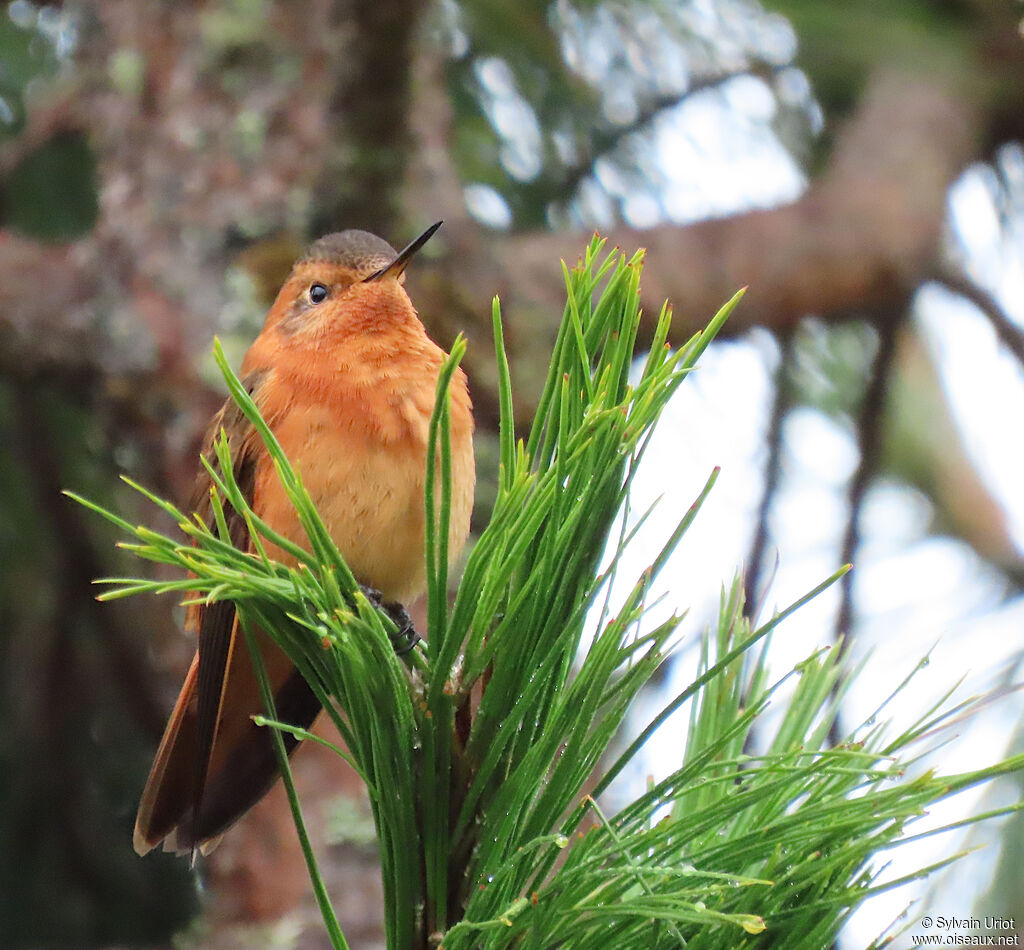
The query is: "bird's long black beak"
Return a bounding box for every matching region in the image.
[364,221,443,282]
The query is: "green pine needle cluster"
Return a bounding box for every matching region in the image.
[70,238,1024,950]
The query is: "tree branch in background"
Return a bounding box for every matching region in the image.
[411,68,980,431]
[829,308,905,746]
[934,266,1024,369]
[312,0,429,236]
[743,330,794,619]
[885,326,1024,587]
[474,70,978,333]
[405,46,473,229]
[0,67,985,441]
[529,65,781,212]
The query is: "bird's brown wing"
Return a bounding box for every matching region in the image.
[134,373,322,856]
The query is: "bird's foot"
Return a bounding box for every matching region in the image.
[384,600,421,656]
[357,584,422,656]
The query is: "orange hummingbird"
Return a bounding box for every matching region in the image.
[133,222,475,856]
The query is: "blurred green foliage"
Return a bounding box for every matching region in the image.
[0,5,99,240]
[0,6,57,140]
[4,129,99,240]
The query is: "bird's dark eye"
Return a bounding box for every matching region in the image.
[309,282,329,304]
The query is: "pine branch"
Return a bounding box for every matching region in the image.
[71,241,1024,950]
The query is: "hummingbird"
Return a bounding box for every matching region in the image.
[133,222,475,856]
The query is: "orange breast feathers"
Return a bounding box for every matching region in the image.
[241,277,475,602]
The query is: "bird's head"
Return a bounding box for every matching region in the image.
[265,221,442,336]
